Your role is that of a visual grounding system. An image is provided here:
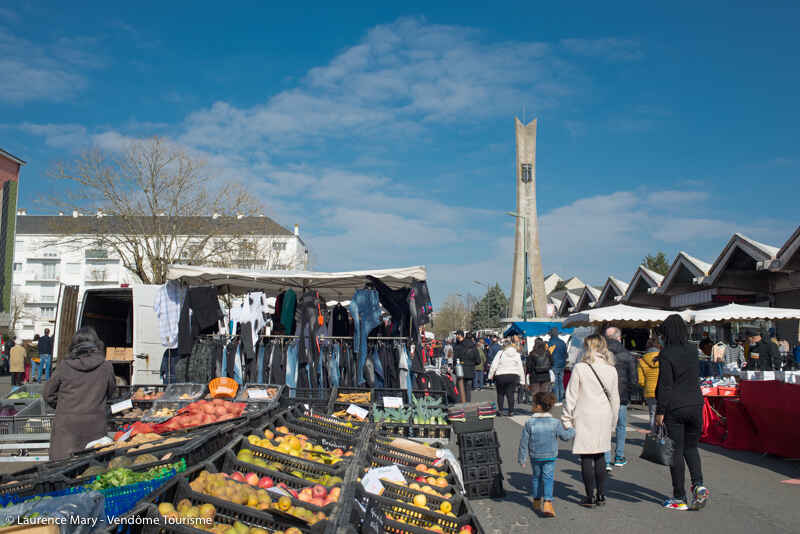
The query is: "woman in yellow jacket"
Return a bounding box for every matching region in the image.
[638,338,661,432]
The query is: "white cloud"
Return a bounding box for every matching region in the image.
[18,123,89,149]
[560,37,643,62]
[0,27,104,103]
[644,190,709,206]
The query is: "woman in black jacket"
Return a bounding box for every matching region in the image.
[526,338,552,396]
[655,314,709,511]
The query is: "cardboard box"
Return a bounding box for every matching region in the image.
[106,347,133,361]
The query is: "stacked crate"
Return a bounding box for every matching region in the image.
[458,429,504,499]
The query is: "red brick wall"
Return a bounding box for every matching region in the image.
[0,156,20,186]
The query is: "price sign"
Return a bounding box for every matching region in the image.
[247,389,269,400]
[382,396,403,408]
[111,398,133,414]
[763,371,776,381]
[347,404,369,421]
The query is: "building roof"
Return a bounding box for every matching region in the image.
[557,289,583,317]
[0,148,26,166]
[16,214,294,237]
[596,276,629,307]
[705,233,778,285]
[762,225,800,272]
[657,251,711,295]
[622,265,664,302]
[575,285,601,311]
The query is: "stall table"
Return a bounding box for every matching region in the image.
[739,380,800,458]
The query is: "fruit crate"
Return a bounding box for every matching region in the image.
[284,388,333,413]
[4,383,44,407]
[261,415,358,452]
[457,430,498,450]
[459,445,501,467]
[111,385,168,405]
[379,479,467,516]
[365,454,456,488]
[232,435,349,477]
[287,406,365,441]
[142,400,192,423]
[461,463,501,484]
[163,383,207,402]
[463,476,504,500]
[144,465,331,534]
[352,486,482,534]
[236,384,284,403]
[369,441,451,474]
[189,455,340,516]
[52,456,187,493]
[0,471,61,501]
[332,387,372,407]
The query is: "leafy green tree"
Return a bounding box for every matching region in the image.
[470,284,509,330]
[644,252,670,276]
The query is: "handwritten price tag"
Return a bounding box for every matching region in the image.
[111,398,133,414]
[382,396,403,408]
[247,389,269,400]
[347,404,369,420]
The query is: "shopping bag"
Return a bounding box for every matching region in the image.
[640,424,674,466]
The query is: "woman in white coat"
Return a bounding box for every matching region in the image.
[562,334,620,508]
[488,339,526,416]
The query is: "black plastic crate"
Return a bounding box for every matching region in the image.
[352,486,479,534]
[463,475,504,499]
[143,472,325,534]
[459,446,502,467]
[369,440,451,473]
[162,383,207,402]
[260,413,359,452]
[332,387,372,406]
[288,406,365,441]
[214,447,346,491]
[380,479,466,515]
[236,384,284,403]
[372,388,406,406]
[457,430,498,450]
[233,435,349,477]
[451,418,494,434]
[462,463,501,483]
[285,388,334,412]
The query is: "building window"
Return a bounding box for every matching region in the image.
[41,263,57,280]
[521,163,533,183]
[88,267,108,282]
[85,248,109,259]
[65,263,81,275]
[39,306,56,320]
[12,263,22,272]
[40,286,56,303]
[272,241,287,251]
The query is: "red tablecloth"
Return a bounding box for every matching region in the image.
[701,397,726,446]
[739,380,800,458]
[722,398,761,451]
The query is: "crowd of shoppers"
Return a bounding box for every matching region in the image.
[4,329,54,385]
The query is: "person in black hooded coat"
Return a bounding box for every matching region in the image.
[655,314,709,511]
[44,327,116,460]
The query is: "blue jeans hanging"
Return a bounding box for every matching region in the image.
[220,344,228,378]
[350,289,381,386]
[371,345,385,388]
[233,345,243,384]
[329,344,341,387]
[256,343,265,383]
[286,341,299,389]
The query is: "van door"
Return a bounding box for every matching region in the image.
[132,285,164,385]
[53,285,79,362]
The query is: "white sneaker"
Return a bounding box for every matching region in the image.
[554,402,563,407]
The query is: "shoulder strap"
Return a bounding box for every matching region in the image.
[587,363,612,404]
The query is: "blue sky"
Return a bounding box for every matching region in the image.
[2,2,799,305]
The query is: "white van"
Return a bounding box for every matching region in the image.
[54,285,164,385]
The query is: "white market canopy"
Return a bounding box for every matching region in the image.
[691,303,800,324]
[165,264,427,300]
[562,304,691,328]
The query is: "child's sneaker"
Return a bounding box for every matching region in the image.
[605,463,613,472]
[613,456,628,467]
[690,485,709,510]
[532,499,542,512]
[663,499,689,511]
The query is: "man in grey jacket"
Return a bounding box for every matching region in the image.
[604,327,637,470]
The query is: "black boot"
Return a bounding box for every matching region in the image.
[580,495,595,508]
[596,492,606,506]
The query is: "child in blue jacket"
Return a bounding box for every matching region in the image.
[518,391,575,517]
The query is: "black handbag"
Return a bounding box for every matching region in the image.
[641,424,675,466]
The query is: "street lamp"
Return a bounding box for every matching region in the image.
[474,281,490,331]
[506,211,531,321]
[455,293,468,330]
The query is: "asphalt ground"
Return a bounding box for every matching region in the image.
[463,387,800,534]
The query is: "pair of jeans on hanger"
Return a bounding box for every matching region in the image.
[398,344,413,404]
[350,289,381,386]
[328,343,340,387]
[286,340,299,389]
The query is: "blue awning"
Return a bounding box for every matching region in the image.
[503,321,574,338]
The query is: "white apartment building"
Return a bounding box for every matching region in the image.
[11,212,308,339]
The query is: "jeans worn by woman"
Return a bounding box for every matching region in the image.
[350,289,381,386]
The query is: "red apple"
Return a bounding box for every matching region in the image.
[245,472,260,486]
[311,485,327,499]
[459,527,473,534]
[258,476,274,489]
[298,488,313,502]
[231,471,246,483]
[415,476,426,483]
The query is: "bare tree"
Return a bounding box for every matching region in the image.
[9,292,33,336]
[431,294,470,339]
[51,137,265,284]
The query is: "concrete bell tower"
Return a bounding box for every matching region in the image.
[510,118,547,319]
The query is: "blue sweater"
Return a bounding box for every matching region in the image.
[518,413,575,462]
[549,337,568,369]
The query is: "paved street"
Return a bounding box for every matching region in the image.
[464,388,800,534]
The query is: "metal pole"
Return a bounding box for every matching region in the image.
[523,215,528,321]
